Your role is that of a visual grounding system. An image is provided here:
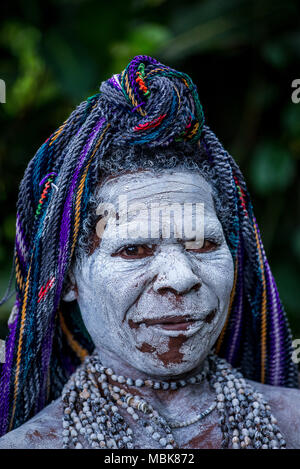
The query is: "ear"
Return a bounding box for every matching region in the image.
[63,270,78,302]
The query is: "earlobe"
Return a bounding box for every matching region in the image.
[63,288,78,302]
[63,271,78,302]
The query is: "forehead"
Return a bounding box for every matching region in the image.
[97,170,215,212]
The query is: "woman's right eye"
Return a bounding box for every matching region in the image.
[112,245,155,259]
[185,239,218,253]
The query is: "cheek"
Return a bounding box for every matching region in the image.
[101,260,153,318]
[75,254,152,329]
[220,255,234,298]
[200,252,234,302]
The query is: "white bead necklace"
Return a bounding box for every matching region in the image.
[168,401,217,429]
[61,352,287,449]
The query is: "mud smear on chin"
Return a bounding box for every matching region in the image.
[157,336,187,365]
[137,335,188,366]
[137,342,156,353]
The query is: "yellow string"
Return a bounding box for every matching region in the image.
[71,123,111,255]
[49,120,68,147]
[59,312,88,362]
[10,261,32,429]
[15,254,24,292]
[253,219,267,383]
[215,254,238,354]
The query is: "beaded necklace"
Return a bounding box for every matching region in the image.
[62,353,286,449]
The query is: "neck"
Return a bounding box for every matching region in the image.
[92,345,213,414]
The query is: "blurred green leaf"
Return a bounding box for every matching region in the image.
[250,142,295,195]
[282,104,300,140]
[273,262,300,314]
[44,32,96,100]
[292,228,300,262]
[262,42,289,68]
[3,215,15,242]
[110,23,171,72]
[0,21,58,114]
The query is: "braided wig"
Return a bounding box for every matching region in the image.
[0,55,298,436]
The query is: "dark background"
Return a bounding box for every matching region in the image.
[0,0,299,341]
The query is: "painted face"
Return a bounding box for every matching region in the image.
[71,170,234,377]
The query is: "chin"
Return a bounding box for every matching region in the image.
[133,354,208,378]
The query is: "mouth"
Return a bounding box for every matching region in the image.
[143,315,197,331]
[129,308,218,337]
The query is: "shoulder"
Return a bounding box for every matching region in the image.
[0,398,63,449]
[247,379,300,449]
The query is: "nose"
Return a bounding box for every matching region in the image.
[152,247,202,296]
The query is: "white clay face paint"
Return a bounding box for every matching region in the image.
[71,170,234,378]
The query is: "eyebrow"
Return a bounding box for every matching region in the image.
[100,225,223,252]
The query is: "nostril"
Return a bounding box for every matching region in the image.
[157,286,179,296]
[191,283,201,293]
[156,282,201,296]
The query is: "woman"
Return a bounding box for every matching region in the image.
[0,55,299,449]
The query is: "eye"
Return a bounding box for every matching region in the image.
[185,239,218,253]
[112,244,155,259]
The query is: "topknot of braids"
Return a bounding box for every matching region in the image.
[100,55,204,146]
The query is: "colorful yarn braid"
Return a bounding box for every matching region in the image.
[0,55,298,437]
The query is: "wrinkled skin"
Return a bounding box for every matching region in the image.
[1,170,300,449]
[73,171,234,378]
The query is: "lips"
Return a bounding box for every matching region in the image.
[129,308,218,335]
[142,315,197,331]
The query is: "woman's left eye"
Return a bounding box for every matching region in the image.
[185,239,218,253]
[112,244,155,259]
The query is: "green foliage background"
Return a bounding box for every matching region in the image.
[0,0,299,341]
